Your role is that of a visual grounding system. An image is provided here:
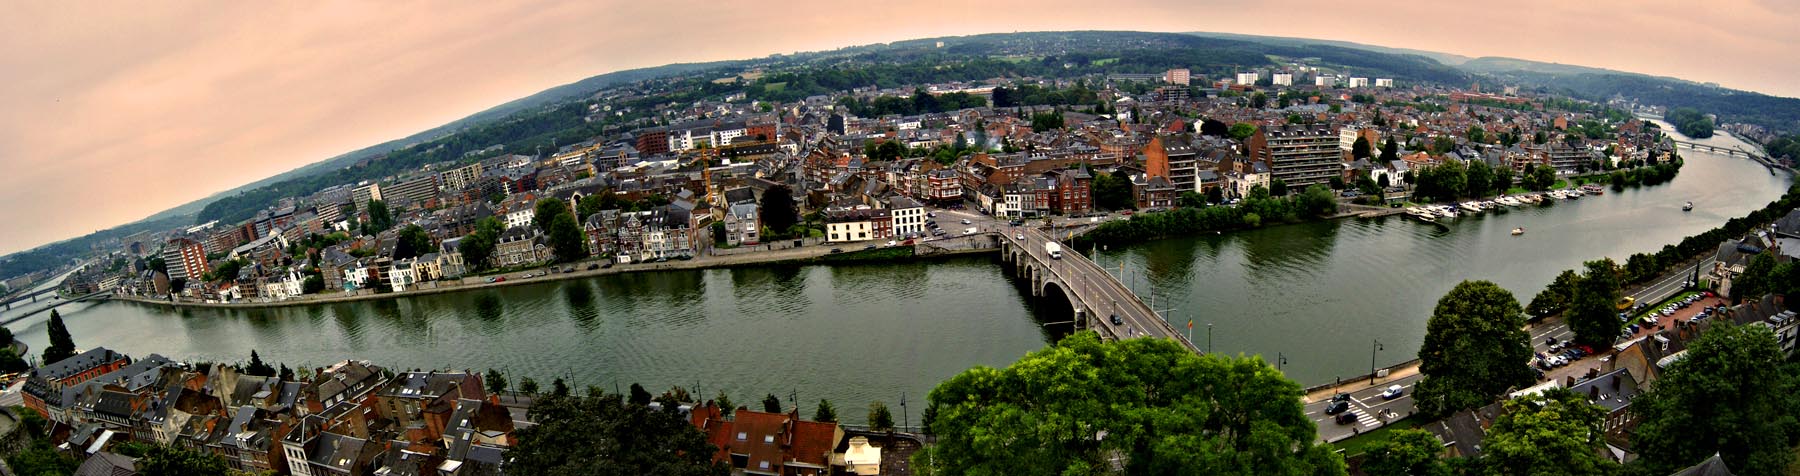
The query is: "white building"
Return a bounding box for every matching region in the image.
[1272,73,1293,86]
[888,196,926,238]
[1349,77,1370,88]
[1235,72,1259,85]
[1374,78,1395,88]
[1315,75,1332,87]
[388,259,418,292]
[1339,127,1363,151]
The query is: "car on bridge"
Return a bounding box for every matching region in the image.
[1110,314,1122,325]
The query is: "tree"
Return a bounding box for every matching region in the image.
[1352,136,1372,160]
[1733,252,1777,301]
[393,224,434,260]
[814,399,837,423]
[1200,119,1229,137]
[365,199,393,233]
[1380,137,1399,162]
[577,193,605,219]
[1493,166,1514,193]
[1270,178,1289,197]
[533,198,568,234]
[1362,429,1450,476]
[711,222,728,245]
[1377,173,1391,189]
[1413,281,1536,417]
[1250,92,1268,109]
[546,210,589,263]
[1178,191,1206,209]
[629,383,653,406]
[1667,107,1715,138]
[868,401,894,431]
[1630,323,1799,475]
[137,444,231,476]
[914,332,1344,476]
[0,348,29,373]
[42,310,75,365]
[486,369,508,398]
[1566,259,1622,348]
[506,392,727,476]
[761,184,798,238]
[1526,269,1582,318]
[1030,110,1065,132]
[245,350,276,377]
[1228,122,1258,141]
[1465,160,1493,198]
[1091,172,1136,210]
[279,364,294,381]
[1481,389,1618,476]
[762,393,782,413]
[1206,186,1224,205]
[1466,125,1488,144]
[519,377,539,397]
[1299,185,1337,218]
[1531,164,1557,191]
[1327,175,1346,190]
[551,378,570,397]
[715,391,734,418]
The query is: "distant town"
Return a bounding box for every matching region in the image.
[18,65,1700,308]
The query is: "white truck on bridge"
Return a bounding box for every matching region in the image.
[1045,242,1063,259]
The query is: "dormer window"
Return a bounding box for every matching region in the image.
[736,431,747,441]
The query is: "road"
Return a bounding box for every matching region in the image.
[1305,372,1424,443]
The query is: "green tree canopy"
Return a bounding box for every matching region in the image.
[506,392,727,476]
[486,369,508,397]
[458,216,505,272]
[365,199,393,234]
[43,310,76,365]
[915,332,1344,476]
[244,350,276,377]
[1525,269,1581,318]
[1352,136,1372,160]
[868,401,894,431]
[1566,259,1622,348]
[760,185,799,239]
[1414,281,1535,417]
[137,444,231,476]
[1361,429,1450,476]
[393,224,434,260]
[1480,389,1618,476]
[762,393,782,413]
[814,399,837,423]
[1630,323,1800,475]
[1228,122,1259,141]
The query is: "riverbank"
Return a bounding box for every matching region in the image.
[113,234,1003,310]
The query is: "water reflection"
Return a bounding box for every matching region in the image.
[563,282,600,332]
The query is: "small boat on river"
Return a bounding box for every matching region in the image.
[1512,227,1525,236]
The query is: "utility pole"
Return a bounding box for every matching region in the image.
[1208,323,1214,353]
[1278,352,1288,372]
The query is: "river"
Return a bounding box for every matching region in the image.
[10,136,1786,423]
[1092,133,1788,385]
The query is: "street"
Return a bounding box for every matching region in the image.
[1305,372,1424,443]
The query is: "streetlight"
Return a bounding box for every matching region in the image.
[1369,339,1384,386]
[1207,323,1214,354]
[1277,352,1288,372]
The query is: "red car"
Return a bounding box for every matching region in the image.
[1121,210,1134,216]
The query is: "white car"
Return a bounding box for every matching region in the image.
[884,240,897,247]
[1379,385,1405,400]
[961,219,972,225]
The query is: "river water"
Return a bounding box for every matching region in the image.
[11,133,1786,421]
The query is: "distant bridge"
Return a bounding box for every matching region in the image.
[998,228,1202,353]
[0,287,63,310]
[1673,140,1787,174]
[0,291,111,326]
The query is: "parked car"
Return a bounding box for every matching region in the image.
[885,240,897,247]
[586,263,599,271]
[829,248,843,254]
[602,262,614,269]
[1379,385,1405,400]
[492,276,506,283]
[863,244,877,250]
[961,218,972,225]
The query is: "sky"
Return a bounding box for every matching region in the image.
[2,0,1796,255]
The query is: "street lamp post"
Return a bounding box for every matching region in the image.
[1207,323,1214,354]
[1370,339,1384,386]
[1278,352,1287,372]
